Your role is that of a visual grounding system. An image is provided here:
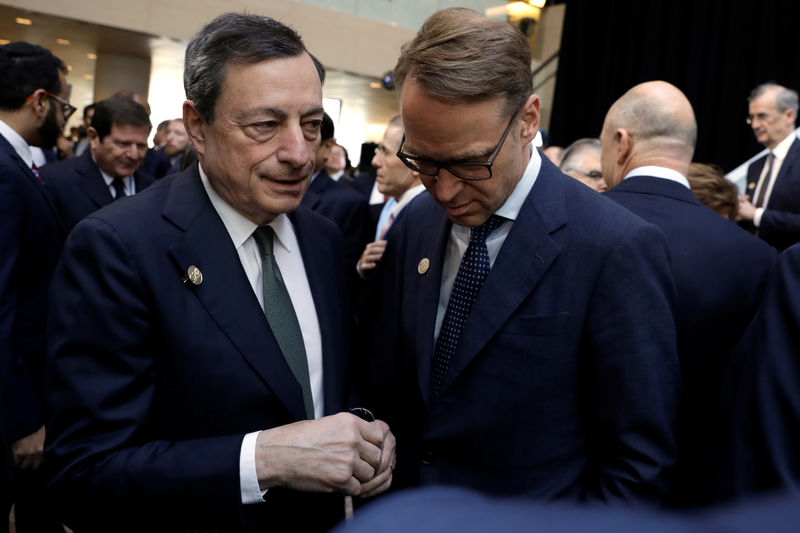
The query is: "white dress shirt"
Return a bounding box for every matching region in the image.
[0,119,34,168]
[198,164,324,504]
[752,132,797,226]
[97,161,136,198]
[623,165,691,189]
[435,144,540,340]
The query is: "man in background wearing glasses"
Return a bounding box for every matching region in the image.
[0,41,70,532]
[361,7,680,505]
[738,83,800,251]
[558,137,606,192]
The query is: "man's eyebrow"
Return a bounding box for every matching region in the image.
[234,106,324,122]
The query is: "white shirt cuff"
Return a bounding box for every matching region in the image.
[240,431,268,504]
[754,207,765,227]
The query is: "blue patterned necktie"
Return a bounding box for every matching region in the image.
[431,214,505,399]
[253,226,314,419]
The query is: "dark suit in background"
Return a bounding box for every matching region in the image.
[715,243,800,503]
[0,134,65,531]
[40,150,154,232]
[363,157,680,503]
[744,137,800,250]
[302,169,370,275]
[45,166,354,531]
[604,175,777,506]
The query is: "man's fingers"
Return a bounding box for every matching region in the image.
[360,466,393,498]
[351,454,376,483]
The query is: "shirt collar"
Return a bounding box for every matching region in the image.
[0,118,34,168]
[623,165,690,189]
[771,132,797,160]
[494,142,539,221]
[391,183,426,217]
[94,154,131,187]
[198,163,293,252]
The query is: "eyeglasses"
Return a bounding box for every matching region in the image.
[26,90,77,121]
[46,92,77,121]
[565,168,603,179]
[396,107,520,180]
[745,112,776,125]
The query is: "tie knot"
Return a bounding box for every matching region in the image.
[253,226,275,257]
[469,214,505,244]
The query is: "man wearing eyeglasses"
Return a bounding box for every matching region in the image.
[361,8,679,504]
[40,94,154,233]
[559,138,606,192]
[601,81,777,507]
[737,83,800,251]
[0,41,70,532]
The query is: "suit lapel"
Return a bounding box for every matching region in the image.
[290,209,345,415]
[413,206,451,408]
[165,168,307,420]
[439,162,564,395]
[0,135,66,238]
[78,152,114,208]
[770,137,800,205]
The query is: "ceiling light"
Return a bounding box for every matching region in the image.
[15,17,32,26]
[87,53,97,60]
[369,82,381,89]
[66,65,72,71]
[83,74,94,80]
[56,38,70,45]
[0,39,9,45]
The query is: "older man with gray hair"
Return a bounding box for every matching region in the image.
[738,83,800,250]
[559,137,605,191]
[44,12,394,532]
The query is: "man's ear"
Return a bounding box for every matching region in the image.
[87,127,100,150]
[183,100,205,158]
[616,128,633,165]
[27,89,50,120]
[519,93,541,144]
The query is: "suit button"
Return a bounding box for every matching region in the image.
[422,450,434,465]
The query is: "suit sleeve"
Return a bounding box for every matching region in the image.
[714,245,800,501]
[45,217,244,530]
[583,222,681,504]
[759,208,800,240]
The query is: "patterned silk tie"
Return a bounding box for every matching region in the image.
[112,177,127,200]
[253,226,314,419]
[431,214,505,399]
[31,163,42,183]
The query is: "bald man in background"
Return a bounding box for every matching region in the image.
[600,81,777,507]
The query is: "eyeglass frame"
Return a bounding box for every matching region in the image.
[745,111,783,126]
[395,104,522,181]
[26,90,77,121]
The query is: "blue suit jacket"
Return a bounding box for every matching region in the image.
[715,243,800,503]
[745,137,800,250]
[40,150,154,233]
[604,176,777,506]
[0,134,65,442]
[361,156,680,504]
[45,165,353,532]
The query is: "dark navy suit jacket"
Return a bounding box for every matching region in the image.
[301,170,370,271]
[604,175,777,506]
[745,137,800,250]
[0,134,65,517]
[361,156,680,504]
[45,165,353,532]
[715,243,800,503]
[40,150,154,233]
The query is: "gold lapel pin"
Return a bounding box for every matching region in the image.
[187,265,203,286]
[748,182,755,190]
[417,258,430,275]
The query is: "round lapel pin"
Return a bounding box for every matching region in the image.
[187,265,203,286]
[418,258,430,275]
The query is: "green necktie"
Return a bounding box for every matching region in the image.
[253,226,314,419]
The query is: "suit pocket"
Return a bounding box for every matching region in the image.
[499,312,569,336]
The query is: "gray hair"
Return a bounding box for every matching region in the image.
[184,12,325,124]
[749,82,799,116]
[559,138,601,171]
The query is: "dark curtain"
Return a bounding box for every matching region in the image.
[548,0,800,172]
